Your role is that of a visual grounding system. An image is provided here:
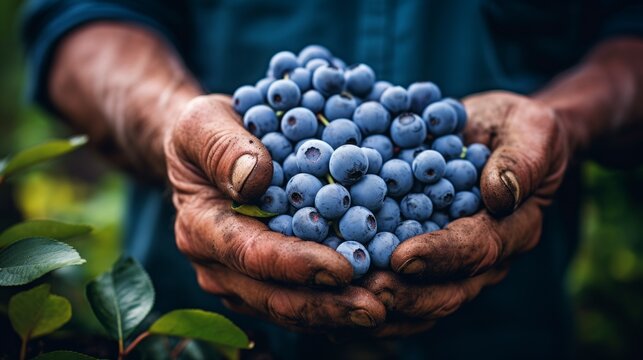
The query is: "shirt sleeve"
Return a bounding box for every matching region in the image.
[21,0,190,113]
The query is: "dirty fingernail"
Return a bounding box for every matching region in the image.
[349,309,376,327]
[231,154,257,193]
[314,270,339,287]
[398,258,425,275]
[500,170,521,209]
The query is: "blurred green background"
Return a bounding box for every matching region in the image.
[1,0,642,358]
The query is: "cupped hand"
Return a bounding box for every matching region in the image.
[164,95,385,330]
[362,91,570,336]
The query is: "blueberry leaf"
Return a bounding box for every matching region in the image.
[231,202,277,218]
[0,220,92,248]
[0,135,88,182]
[8,284,72,341]
[149,309,253,349]
[86,256,154,341]
[0,237,86,286]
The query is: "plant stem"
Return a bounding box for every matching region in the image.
[170,339,191,359]
[325,174,335,184]
[122,331,151,357]
[317,114,330,126]
[19,338,27,360]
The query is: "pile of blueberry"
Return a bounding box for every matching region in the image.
[232,45,490,279]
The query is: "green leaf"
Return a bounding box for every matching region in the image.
[8,284,72,341]
[86,256,154,341]
[231,202,276,218]
[0,135,88,180]
[0,237,86,286]
[33,351,99,360]
[149,309,252,349]
[0,220,92,248]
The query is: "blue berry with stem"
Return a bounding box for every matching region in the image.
[329,144,369,185]
[286,173,323,209]
[322,119,362,149]
[296,139,333,177]
[281,107,318,141]
[244,105,278,138]
[336,241,370,279]
[292,207,329,242]
[367,232,400,269]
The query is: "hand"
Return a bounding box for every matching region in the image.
[164,95,386,331]
[361,91,570,336]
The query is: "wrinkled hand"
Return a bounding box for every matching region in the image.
[361,91,570,336]
[164,95,386,331]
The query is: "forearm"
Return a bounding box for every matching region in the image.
[534,37,643,165]
[49,22,202,179]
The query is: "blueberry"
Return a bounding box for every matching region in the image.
[397,145,428,165]
[261,132,292,163]
[408,82,442,114]
[301,90,325,113]
[366,81,392,101]
[298,45,333,65]
[292,207,329,242]
[400,193,433,221]
[431,135,464,161]
[305,58,330,72]
[315,184,351,219]
[312,65,344,96]
[412,150,446,183]
[350,174,388,211]
[465,143,491,172]
[444,159,478,191]
[271,160,284,186]
[324,93,357,120]
[268,215,294,236]
[380,86,410,113]
[395,220,423,242]
[344,64,375,97]
[329,144,369,185]
[449,191,481,219]
[294,138,314,153]
[280,107,318,141]
[255,77,275,102]
[259,186,289,214]
[423,178,455,209]
[296,139,333,177]
[321,119,362,149]
[423,101,458,136]
[367,232,400,269]
[244,105,278,138]
[362,135,394,162]
[331,57,347,70]
[471,186,481,199]
[339,206,377,243]
[443,98,468,133]
[430,210,450,228]
[375,197,401,233]
[379,159,414,198]
[268,79,301,111]
[390,113,427,148]
[322,236,342,250]
[336,241,370,279]
[269,51,300,78]
[286,173,323,209]
[353,101,391,135]
[282,153,299,181]
[288,67,312,92]
[362,147,383,174]
[421,221,440,233]
[233,86,263,115]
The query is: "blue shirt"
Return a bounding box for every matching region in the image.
[22,1,643,358]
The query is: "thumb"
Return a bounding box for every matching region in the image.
[171,95,272,202]
[463,92,567,216]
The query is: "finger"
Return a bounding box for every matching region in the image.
[391,197,540,277]
[171,95,272,202]
[176,197,353,286]
[363,267,508,320]
[462,92,567,215]
[194,263,387,329]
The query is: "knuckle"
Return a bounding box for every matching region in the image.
[265,289,302,326]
